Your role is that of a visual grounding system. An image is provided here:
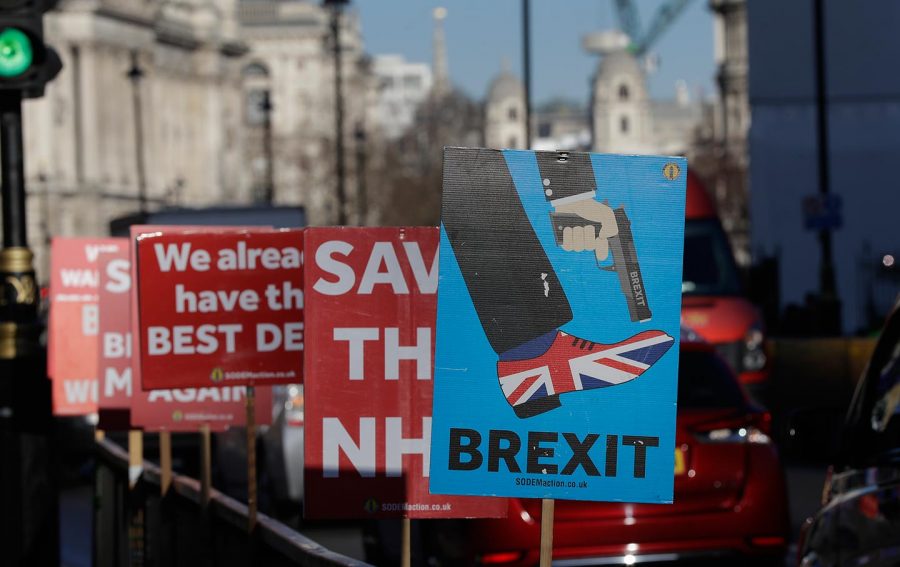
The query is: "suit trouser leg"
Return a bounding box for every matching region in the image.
[441,147,572,355]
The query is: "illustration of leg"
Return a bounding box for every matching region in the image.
[442,147,573,354]
[498,330,675,418]
[442,148,573,415]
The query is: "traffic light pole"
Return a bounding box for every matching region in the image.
[0,90,50,567]
[1,91,26,247]
[0,89,26,567]
[0,89,38,344]
[0,2,64,564]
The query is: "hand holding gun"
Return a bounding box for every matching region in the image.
[549,200,652,323]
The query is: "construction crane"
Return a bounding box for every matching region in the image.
[614,0,693,57]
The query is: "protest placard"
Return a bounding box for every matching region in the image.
[430,149,687,504]
[97,246,133,412]
[124,226,273,430]
[304,227,506,519]
[136,230,303,390]
[49,237,125,415]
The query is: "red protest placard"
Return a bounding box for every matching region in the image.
[97,247,133,411]
[49,237,126,416]
[131,382,271,432]
[303,227,506,519]
[136,230,303,390]
[123,226,274,431]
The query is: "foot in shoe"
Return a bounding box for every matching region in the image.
[497,330,674,418]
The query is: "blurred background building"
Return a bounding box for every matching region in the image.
[747,0,900,334]
[24,0,249,274]
[26,0,896,336]
[484,62,526,150]
[23,0,376,276]
[372,54,432,141]
[238,0,372,221]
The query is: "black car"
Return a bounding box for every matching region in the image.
[798,300,900,566]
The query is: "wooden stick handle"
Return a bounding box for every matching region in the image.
[128,429,143,489]
[159,431,172,496]
[540,498,554,567]
[246,386,257,532]
[200,424,211,506]
[401,517,411,567]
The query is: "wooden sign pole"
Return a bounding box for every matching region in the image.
[200,424,212,506]
[127,429,143,489]
[246,386,257,532]
[159,431,172,496]
[401,517,411,567]
[539,498,554,567]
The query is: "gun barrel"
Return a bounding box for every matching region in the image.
[609,208,652,323]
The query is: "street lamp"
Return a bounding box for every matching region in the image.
[354,122,366,225]
[260,90,274,204]
[324,0,349,225]
[127,50,148,215]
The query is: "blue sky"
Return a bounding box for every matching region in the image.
[355,0,715,106]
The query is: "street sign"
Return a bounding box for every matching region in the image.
[803,193,842,231]
[136,230,303,390]
[303,227,506,519]
[430,148,687,503]
[48,237,125,415]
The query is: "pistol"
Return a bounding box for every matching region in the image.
[549,206,652,323]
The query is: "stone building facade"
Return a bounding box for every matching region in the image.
[238,0,372,223]
[22,0,372,280]
[590,50,702,155]
[483,67,526,150]
[24,0,250,276]
[709,0,750,265]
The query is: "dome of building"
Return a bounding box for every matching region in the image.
[487,71,524,102]
[595,49,643,82]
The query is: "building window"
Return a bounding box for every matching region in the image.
[245,90,270,126]
[618,83,630,101]
[620,115,629,134]
[243,62,269,79]
[242,62,271,126]
[403,75,421,89]
[508,106,518,121]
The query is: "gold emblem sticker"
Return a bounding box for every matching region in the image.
[210,367,224,383]
[663,162,681,181]
[172,410,184,422]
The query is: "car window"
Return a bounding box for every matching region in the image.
[682,219,743,296]
[842,307,900,465]
[678,350,746,409]
[870,340,900,434]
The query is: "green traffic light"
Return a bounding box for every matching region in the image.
[0,28,33,78]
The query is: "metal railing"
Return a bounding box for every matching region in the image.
[94,437,373,567]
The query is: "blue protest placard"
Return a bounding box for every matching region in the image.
[430,148,687,503]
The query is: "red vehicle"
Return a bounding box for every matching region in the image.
[459,343,789,566]
[682,172,770,391]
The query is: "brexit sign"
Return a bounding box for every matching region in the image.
[430,149,687,503]
[303,228,506,519]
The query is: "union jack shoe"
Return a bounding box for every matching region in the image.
[497,330,675,418]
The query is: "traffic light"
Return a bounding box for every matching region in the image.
[0,0,60,98]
